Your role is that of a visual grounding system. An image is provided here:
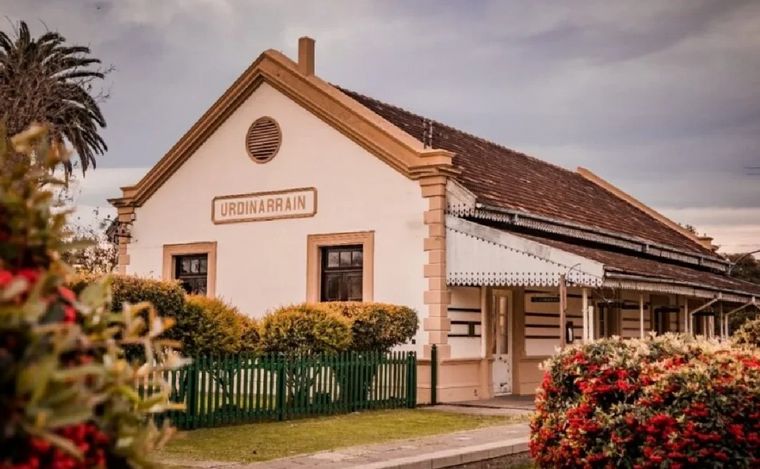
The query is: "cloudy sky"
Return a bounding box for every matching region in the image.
[4,0,759,253]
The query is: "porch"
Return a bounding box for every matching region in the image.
[426,216,760,403]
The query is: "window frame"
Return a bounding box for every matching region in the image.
[306,231,374,303]
[162,242,217,297]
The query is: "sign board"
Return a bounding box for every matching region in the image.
[212,187,317,224]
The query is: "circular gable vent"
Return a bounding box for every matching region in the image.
[245,116,281,163]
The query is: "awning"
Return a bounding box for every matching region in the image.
[446,216,760,302]
[446,216,604,287]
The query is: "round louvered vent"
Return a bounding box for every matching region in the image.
[245,117,281,163]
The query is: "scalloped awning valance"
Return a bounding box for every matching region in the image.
[446,216,605,288]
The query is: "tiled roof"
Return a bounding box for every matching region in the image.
[339,88,716,257]
[518,232,760,297]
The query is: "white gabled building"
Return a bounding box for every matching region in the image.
[111,38,760,402]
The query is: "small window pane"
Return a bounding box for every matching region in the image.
[339,251,352,267]
[327,251,340,268]
[323,273,341,301]
[352,250,363,267]
[347,274,362,301]
[181,258,191,274]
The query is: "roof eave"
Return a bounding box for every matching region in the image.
[459,203,729,271]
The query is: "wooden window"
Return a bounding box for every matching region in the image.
[320,245,363,301]
[162,242,217,297]
[306,232,374,303]
[175,254,208,295]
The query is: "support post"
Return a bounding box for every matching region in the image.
[582,288,589,343]
[559,275,567,348]
[639,293,645,339]
[430,344,438,406]
[683,298,690,335]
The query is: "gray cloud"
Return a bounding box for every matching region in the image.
[2,0,759,249]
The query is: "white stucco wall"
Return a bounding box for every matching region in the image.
[127,82,428,347]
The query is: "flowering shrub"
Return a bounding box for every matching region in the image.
[531,334,760,468]
[1,124,184,468]
[733,317,760,349]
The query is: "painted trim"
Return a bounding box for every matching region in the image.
[306,231,374,303]
[162,242,217,297]
[211,187,317,224]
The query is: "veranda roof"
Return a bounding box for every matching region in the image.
[447,216,760,302]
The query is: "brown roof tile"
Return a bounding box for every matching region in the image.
[339,87,715,257]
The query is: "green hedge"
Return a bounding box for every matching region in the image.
[179,295,258,356]
[258,304,352,355]
[70,274,185,319]
[318,302,418,352]
[530,335,760,467]
[70,275,259,356]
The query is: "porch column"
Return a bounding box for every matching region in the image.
[683,297,690,334]
[639,293,645,339]
[582,288,589,343]
[559,275,567,347]
[420,175,451,360]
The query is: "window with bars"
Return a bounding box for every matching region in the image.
[320,245,363,302]
[174,254,208,295]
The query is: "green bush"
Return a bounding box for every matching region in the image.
[733,316,760,348]
[258,305,352,355]
[178,295,258,356]
[1,124,181,467]
[71,274,185,319]
[531,335,760,468]
[318,302,418,352]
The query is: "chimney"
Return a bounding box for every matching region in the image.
[298,37,315,76]
[698,235,716,251]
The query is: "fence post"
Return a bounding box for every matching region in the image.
[187,359,199,429]
[431,344,438,406]
[407,351,417,408]
[276,355,286,421]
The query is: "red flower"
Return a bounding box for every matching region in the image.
[15,269,40,284]
[57,286,76,303]
[0,269,12,287]
[63,306,77,324]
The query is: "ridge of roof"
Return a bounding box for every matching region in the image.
[337,86,718,259]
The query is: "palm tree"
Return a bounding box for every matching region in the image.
[0,21,107,175]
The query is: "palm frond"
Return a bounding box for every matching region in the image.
[0,20,108,176]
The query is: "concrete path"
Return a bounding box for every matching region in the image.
[232,422,530,468]
[158,422,530,468]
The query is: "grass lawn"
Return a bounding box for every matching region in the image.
[159,409,525,464]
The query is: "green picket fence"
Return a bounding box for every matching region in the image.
[141,351,417,429]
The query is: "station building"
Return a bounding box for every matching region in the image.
[110,38,760,402]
